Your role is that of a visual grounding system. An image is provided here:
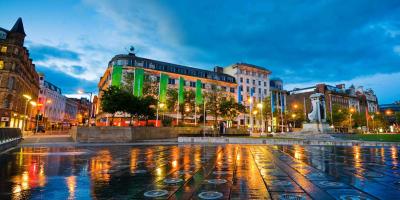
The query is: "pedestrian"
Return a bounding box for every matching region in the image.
[219,121,224,136]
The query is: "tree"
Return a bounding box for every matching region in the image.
[219,98,245,121]
[166,88,178,113]
[204,86,224,126]
[101,86,131,126]
[121,71,135,93]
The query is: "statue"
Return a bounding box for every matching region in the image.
[307,93,327,123]
[301,93,332,134]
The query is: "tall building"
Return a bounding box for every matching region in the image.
[0,18,40,129]
[38,74,66,129]
[96,53,237,126]
[269,78,288,131]
[70,97,91,125]
[223,63,272,129]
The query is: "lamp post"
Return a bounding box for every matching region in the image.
[292,113,297,129]
[349,107,355,132]
[257,103,264,135]
[29,101,36,131]
[22,94,32,131]
[78,90,93,126]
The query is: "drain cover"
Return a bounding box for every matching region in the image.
[198,191,223,199]
[339,195,372,200]
[277,193,306,200]
[206,179,227,184]
[164,178,183,184]
[318,181,346,187]
[144,190,168,197]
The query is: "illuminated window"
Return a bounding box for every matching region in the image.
[1,46,7,53]
[0,60,3,69]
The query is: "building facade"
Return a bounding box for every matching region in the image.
[223,63,273,130]
[96,53,238,125]
[0,18,40,129]
[64,98,79,126]
[287,83,379,127]
[70,98,91,125]
[38,74,66,129]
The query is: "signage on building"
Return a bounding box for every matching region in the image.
[1,117,10,122]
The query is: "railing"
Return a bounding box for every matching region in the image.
[0,128,22,145]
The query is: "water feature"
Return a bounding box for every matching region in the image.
[0,144,399,199]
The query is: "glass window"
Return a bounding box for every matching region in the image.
[252,80,255,85]
[230,87,235,93]
[246,86,249,92]
[264,89,267,94]
[246,79,249,84]
[258,88,261,93]
[264,82,266,87]
[0,60,3,69]
[240,77,243,83]
[1,46,7,53]
[258,81,261,85]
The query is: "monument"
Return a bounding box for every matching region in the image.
[302,93,333,134]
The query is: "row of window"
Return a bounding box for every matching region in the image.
[0,45,20,55]
[112,58,235,83]
[239,86,268,95]
[166,78,236,93]
[238,69,268,78]
[239,77,267,86]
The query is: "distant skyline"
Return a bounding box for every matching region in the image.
[1,0,400,103]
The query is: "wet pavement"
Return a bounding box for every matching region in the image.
[0,144,399,199]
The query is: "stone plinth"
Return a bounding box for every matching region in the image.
[302,122,333,134]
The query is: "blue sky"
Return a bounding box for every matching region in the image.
[1,0,400,103]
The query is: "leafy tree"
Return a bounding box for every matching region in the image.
[101,86,131,125]
[166,88,178,113]
[204,86,224,126]
[143,74,158,97]
[219,98,245,121]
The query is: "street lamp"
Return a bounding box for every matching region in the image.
[257,103,264,135]
[349,107,355,132]
[292,113,297,128]
[22,94,32,131]
[78,90,93,126]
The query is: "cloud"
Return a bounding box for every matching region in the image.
[36,65,97,95]
[284,72,400,103]
[29,44,80,61]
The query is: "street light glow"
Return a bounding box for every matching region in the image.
[349,108,355,113]
[293,104,298,109]
[23,94,32,100]
[30,101,37,106]
[257,103,263,109]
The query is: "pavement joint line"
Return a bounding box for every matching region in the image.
[257,146,335,200]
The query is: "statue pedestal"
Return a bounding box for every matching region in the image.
[302,122,333,134]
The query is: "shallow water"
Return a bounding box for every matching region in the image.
[0,144,399,199]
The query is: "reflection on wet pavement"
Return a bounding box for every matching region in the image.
[0,145,399,199]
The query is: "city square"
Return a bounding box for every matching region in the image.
[1,144,400,199]
[1,1,400,199]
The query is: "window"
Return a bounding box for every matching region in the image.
[222,86,227,91]
[240,86,243,91]
[230,87,235,93]
[258,81,261,86]
[0,60,3,70]
[7,77,14,90]
[246,86,249,92]
[168,78,175,85]
[246,79,249,84]
[264,82,266,87]
[1,46,7,53]
[252,80,255,85]
[240,77,243,83]
[258,88,261,94]
[189,81,196,87]
[264,89,267,94]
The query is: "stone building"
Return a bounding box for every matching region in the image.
[64,98,79,126]
[69,97,91,125]
[38,74,66,129]
[0,18,40,129]
[96,53,237,126]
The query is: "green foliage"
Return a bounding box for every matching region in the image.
[101,86,157,125]
[166,88,178,112]
[121,71,135,93]
[219,98,245,121]
[204,87,223,125]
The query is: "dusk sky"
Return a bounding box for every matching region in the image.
[1,0,400,103]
